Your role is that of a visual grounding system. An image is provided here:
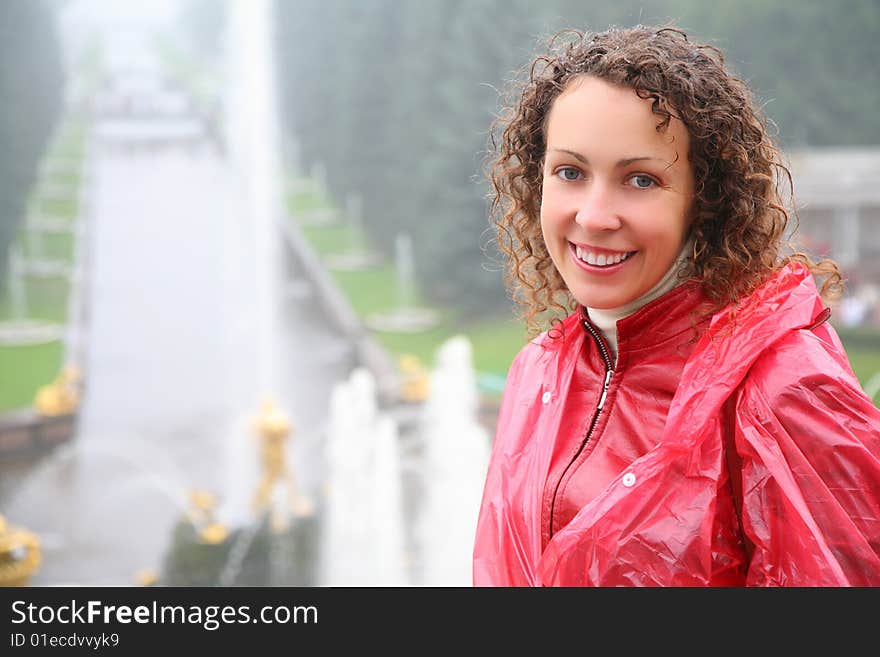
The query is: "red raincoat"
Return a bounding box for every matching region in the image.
[473,262,880,586]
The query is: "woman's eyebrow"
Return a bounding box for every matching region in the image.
[548,148,667,167]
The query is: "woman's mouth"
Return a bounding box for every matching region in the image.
[569,242,637,273]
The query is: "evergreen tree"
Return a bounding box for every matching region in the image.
[376,0,463,254]
[0,0,65,286]
[407,0,553,316]
[276,0,348,177]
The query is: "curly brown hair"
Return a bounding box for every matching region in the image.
[488,24,842,338]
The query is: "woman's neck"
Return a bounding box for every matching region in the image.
[587,238,693,363]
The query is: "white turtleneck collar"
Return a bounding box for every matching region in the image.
[586,238,693,364]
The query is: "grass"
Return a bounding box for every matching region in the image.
[0,273,71,412]
[0,277,71,323]
[42,170,82,189]
[0,117,86,412]
[843,344,880,401]
[34,196,79,219]
[49,144,84,162]
[0,342,64,413]
[288,180,530,398]
[288,188,335,214]
[332,265,405,317]
[22,232,75,262]
[300,222,364,258]
[461,315,529,375]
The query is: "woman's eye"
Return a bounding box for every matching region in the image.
[556,167,581,181]
[628,174,656,189]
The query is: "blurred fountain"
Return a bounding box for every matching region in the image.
[365,232,439,333]
[325,191,382,271]
[395,233,416,312]
[7,247,27,320]
[1,439,202,585]
[310,161,327,198]
[222,0,301,530]
[346,192,362,251]
[415,335,490,586]
[319,367,409,586]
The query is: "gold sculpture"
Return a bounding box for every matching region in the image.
[34,364,82,416]
[399,354,430,402]
[134,568,159,587]
[185,489,229,545]
[0,515,41,587]
[251,397,313,531]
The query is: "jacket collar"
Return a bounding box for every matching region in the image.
[579,281,710,356]
[548,262,824,359]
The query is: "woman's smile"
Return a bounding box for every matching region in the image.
[568,242,637,275]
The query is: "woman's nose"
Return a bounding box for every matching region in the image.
[574,183,622,231]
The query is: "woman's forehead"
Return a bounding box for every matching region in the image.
[545,76,690,165]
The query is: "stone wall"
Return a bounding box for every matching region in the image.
[278,218,401,406]
[0,410,77,461]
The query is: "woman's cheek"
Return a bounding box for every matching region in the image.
[540,192,566,228]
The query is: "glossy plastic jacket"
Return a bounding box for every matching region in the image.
[473,263,880,586]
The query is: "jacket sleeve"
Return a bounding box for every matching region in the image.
[732,330,880,586]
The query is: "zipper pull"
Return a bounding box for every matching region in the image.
[597,369,613,410]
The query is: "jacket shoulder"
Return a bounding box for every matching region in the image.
[731,320,880,585]
[744,319,867,407]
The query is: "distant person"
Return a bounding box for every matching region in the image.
[474,25,880,586]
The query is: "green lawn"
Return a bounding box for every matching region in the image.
[0,276,70,323]
[0,273,71,412]
[300,222,369,260]
[0,342,64,413]
[332,265,408,317]
[42,170,82,188]
[462,315,529,375]
[289,184,531,397]
[287,181,334,214]
[843,344,880,402]
[0,117,86,412]
[50,121,87,160]
[34,196,79,218]
[22,231,75,261]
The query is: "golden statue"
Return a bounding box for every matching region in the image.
[34,364,82,416]
[399,354,430,403]
[134,568,159,587]
[251,397,313,531]
[0,515,41,587]
[185,489,229,545]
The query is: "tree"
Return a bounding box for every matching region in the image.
[0,0,65,287]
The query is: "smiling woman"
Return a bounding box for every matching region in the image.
[474,25,880,587]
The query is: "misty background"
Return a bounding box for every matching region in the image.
[3,0,880,322]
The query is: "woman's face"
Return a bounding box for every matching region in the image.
[540,76,695,309]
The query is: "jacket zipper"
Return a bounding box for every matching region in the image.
[548,319,615,538]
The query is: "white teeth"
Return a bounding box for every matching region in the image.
[574,246,633,266]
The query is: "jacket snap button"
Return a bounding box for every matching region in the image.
[541,391,552,404]
[622,472,636,487]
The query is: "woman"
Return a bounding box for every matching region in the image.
[473,25,880,586]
